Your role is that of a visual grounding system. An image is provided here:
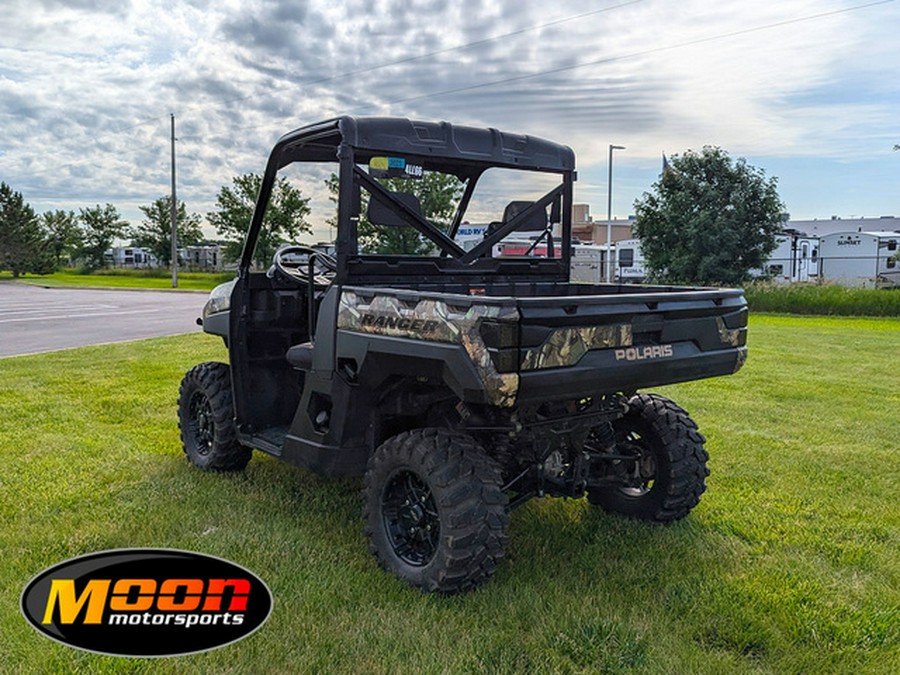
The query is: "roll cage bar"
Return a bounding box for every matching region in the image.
[240,116,577,284]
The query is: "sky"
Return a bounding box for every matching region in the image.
[1,0,898,242]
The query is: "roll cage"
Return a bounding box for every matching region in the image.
[240,116,577,285]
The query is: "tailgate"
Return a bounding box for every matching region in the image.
[513,287,747,402]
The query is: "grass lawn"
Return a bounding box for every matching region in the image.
[3,269,233,292]
[1,316,897,673]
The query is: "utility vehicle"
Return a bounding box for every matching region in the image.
[178,116,747,593]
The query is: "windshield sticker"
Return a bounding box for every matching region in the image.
[369,157,423,179]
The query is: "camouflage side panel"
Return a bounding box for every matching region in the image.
[337,290,520,407]
[520,324,633,370]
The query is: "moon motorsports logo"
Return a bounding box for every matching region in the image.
[20,548,272,657]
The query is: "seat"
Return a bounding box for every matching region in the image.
[502,201,548,233]
[366,191,422,227]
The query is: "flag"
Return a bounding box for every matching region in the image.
[662,153,678,178]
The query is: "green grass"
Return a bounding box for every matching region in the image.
[2,268,234,291]
[1,316,898,673]
[745,282,900,316]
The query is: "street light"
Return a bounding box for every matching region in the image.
[606,144,625,283]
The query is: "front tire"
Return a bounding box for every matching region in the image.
[363,429,509,594]
[177,362,251,471]
[588,393,709,522]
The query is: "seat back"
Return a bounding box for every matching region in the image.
[502,201,547,233]
[366,191,422,228]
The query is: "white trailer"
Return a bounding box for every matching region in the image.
[568,240,646,284]
[819,231,899,288]
[614,238,647,283]
[491,238,649,285]
[570,243,608,284]
[491,239,610,284]
[753,233,820,283]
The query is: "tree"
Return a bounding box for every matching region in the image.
[41,210,82,267]
[633,146,785,285]
[133,196,203,266]
[0,182,55,276]
[207,173,311,267]
[76,204,128,271]
[325,171,464,254]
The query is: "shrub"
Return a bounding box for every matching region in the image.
[745,282,900,317]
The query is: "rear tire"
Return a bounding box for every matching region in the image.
[588,393,709,522]
[177,362,251,471]
[363,428,509,593]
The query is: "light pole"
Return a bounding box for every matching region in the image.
[606,143,625,283]
[170,113,178,288]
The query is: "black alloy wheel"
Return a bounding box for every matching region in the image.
[363,428,509,593]
[177,362,251,471]
[588,393,709,523]
[381,469,440,566]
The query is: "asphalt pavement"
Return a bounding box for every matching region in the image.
[0,283,207,358]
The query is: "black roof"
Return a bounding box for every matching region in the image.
[272,116,576,173]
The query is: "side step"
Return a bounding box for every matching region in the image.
[244,426,288,457]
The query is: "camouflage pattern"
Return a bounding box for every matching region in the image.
[337,290,520,407]
[716,317,743,347]
[733,346,748,373]
[520,324,633,370]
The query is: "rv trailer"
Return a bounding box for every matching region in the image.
[819,231,899,288]
[614,238,647,283]
[753,232,820,283]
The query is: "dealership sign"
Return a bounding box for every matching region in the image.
[21,549,272,657]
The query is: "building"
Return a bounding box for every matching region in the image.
[786,216,900,238]
[571,204,635,245]
[571,204,593,242]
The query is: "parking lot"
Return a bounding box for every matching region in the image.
[0,283,204,358]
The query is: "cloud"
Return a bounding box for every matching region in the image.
[0,0,897,230]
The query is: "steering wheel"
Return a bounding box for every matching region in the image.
[269,245,337,286]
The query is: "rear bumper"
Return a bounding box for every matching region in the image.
[516,344,745,402]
